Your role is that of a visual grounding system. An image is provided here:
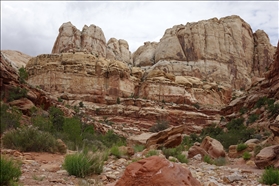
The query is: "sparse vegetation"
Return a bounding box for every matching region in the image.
[58,97,63,102]
[117,97,120,104]
[247,114,259,124]
[242,151,252,160]
[2,126,61,153]
[110,145,122,158]
[193,102,200,109]
[18,66,28,84]
[49,106,65,132]
[236,143,248,152]
[8,86,28,102]
[79,101,84,107]
[0,103,21,134]
[203,155,213,164]
[63,151,105,177]
[203,155,226,166]
[133,144,145,153]
[0,156,22,186]
[149,120,169,133]
[260,166,279,185]
[146,150,159,157]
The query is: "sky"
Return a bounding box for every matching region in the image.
[1,1,278,57]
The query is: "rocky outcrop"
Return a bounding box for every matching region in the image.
[137,15,275,90]
[106,38,132,65]
[115,156,201,186]
[133,42,158,67]
[51,22,107,57]
[127,125,184,148]
[255,145,279,169]
[0,51,52,111]
[1,50,31,70]
[188,136,226,159]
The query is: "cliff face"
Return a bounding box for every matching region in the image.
[133,15,275,90]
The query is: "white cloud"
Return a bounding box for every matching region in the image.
[1,1,278,56]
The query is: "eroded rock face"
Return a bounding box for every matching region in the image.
[255,145,279,169]
[115,156,201,186]
[133,42,158,67]
[52,22,107,57]
[140,15,275,90]
[106,38,132,65]
[1,50,32,70]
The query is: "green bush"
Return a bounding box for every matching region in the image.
[242,151,252,160]
[176,154,188,163]
[133,144,145,153]
[63,151,105,177]
[63,117,82,150]
[146,150,159,157]
[203,155,213,164]
[0,156,22,185]
[247,114,259,124]
[79,101,84,107]
[255,96,268,108]
[117,97,120,104]
[49,106,65,132]
[19,66,28,84]
[260,166,279,185]
[8,87,28,102]
[2,126,60,153]
[149,120,169,133]
[213,157,227,166]
[31,114,53,133]
[0,103,21,134]
[162,147,179,159]
[268,103,279,117]
[110,145,122,158]
[236,143,248,152]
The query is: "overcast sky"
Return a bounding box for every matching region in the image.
[1,1,278,57]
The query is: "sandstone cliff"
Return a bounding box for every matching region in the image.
[1,50,32,70]
[133,15,275,90]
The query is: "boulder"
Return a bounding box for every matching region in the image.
[255,145,279,169]
[188,145,208,159]
[200,136,226,158]
[115,156,201,186]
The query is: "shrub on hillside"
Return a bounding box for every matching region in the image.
[145,150,159,157]
[133,144,145,153]
[18,66,28,84]
[236,143,248,152]
[149,120,169,133]
[2,126,61,153]
[63,117,82,150]
[0,103,21,134]
[49,106,64,132]
[260,166,279,185]
[0,156,22,185]
[8,86,28,102]
[242,151,252,160]
[63,151,106,177]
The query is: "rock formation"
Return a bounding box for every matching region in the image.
[52,22,107,57]
[1,50,31,70]
[136,15,275,91]
[255,145,279,169]
[115,156,201,186]
[106,38,132,66]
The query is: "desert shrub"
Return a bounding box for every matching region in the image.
[110,145,126,158]
[146,150,159,157]
[31,114,52,133]
[239,107,247,115]
[149,120,169,133]
[213,157,227,166]
[247,114,259,124]
[236,143,248,152]
[162,147,179,158]
[8,87,28,102]
[260,166,279,185]
[63,151,105,177]
[193,102,200,109]
[57,97,63,102]
[242,151,252,160]
[200,124,222,137]
[268,103,279,117]
[49,106,64,132]
[101,130,126,148]
[79,101,84,107]
[62,117,82,150]
[255,96,268,108]
[203,155,213,164]
[0,156,22,185]
[176,154,188,164]
[18,67,28,84]
[117,97,120,104]
[226,117,245,130]
[2,126,60,153]
[133,144,145,153]
[0,103,21,134]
